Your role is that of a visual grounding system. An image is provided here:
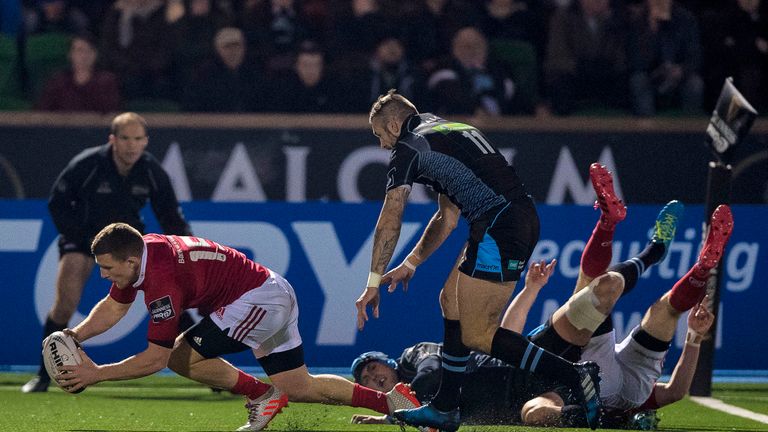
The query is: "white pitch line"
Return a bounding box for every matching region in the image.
[690,396,768,424]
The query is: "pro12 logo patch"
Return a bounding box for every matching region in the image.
[150,295,176,323]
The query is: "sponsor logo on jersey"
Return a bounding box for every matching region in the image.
[149,295,176,323]
[215,306,226,320]
[131,185,149,196]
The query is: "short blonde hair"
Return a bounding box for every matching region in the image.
[368,89,418,124]
[110,112,148,135]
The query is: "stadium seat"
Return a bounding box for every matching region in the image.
[24,32,72,99]
[489,39,538,114]
[0,34,25,100]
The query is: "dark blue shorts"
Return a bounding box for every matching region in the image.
[458,197,540,282]
[58,236,92,258]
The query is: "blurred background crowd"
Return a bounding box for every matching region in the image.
[0,0,766,117]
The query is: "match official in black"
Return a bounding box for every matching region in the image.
[22,112,192,393]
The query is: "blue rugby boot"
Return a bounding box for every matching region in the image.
[393,403,460,432]
[651,200,684,260]
[571,361,603,430]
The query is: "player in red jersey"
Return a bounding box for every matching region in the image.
[54,223,419,431]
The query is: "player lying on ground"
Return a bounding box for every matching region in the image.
[523,204,731,429]
[52,223,419,431]
[351,163,733,429]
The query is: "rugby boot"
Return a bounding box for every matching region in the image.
[651,200,684,261]
[387,382,421,412]
[570,361,603,430]
[21,375,50,393]
[237,386,289,431]
[697,205,733,272]
[393,404,460,432]
[589,163,626,229]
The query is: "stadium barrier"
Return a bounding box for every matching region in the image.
[1,201,764,372]
[0,113,766,204]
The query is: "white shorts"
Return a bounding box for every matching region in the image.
[210,270,303,358]
[580,328,666,410]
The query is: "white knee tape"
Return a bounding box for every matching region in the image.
[564,285,607,332]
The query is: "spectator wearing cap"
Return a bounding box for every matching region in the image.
[181,26,266,112]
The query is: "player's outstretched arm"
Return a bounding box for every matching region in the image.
[58,342,172,391]
[501,259,557,333]
[653,297,714,407]
[70,295,131,342]
[381,194,460,293]
[357,186,410,330]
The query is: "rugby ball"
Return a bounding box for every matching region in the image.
[42,331,85,393]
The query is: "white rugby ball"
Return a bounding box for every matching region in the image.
[42,331,84,393]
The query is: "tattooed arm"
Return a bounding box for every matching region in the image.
[356,185,411,330]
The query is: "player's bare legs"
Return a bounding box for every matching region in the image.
[50,253,94,324]
[642,204,733,341]
[551,272,625,346]
[168,338,241,389]
[23,253,94,393]
[455,275,516,353]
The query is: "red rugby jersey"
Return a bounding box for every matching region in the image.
[109,234,270,347]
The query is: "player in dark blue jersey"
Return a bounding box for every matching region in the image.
[354,90,602,430]
[22,112,193,393]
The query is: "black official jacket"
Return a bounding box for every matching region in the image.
[48,144,191,245]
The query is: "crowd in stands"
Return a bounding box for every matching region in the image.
[0,0,766,116]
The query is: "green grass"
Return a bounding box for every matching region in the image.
[1,374,766,432]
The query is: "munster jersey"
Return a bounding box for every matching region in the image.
[109,234,269,348]
[386,113,528,222]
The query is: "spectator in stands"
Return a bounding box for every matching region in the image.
[181,26,265,112]
[271,40,345,112]
[702,0,768,111]
[35,32,120,112]
[170,0,235,95]
[543,0,629,115]
[329,0,393,71]
[401,0,481,73]
[626,0,704,116]
[347,35,423,112]
[242,0,315,74]
[427,26,515,116]
[479,0,547,57]
[99,0,176,101]
[23,0,88,34]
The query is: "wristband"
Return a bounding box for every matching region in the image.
[403,257,418,271]
[367,272,382,288]
[686,329,702,347]
[404,253,422,271]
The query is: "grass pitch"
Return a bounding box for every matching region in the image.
[1,374,766,432]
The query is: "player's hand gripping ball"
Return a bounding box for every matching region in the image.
[42,331,85,393]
